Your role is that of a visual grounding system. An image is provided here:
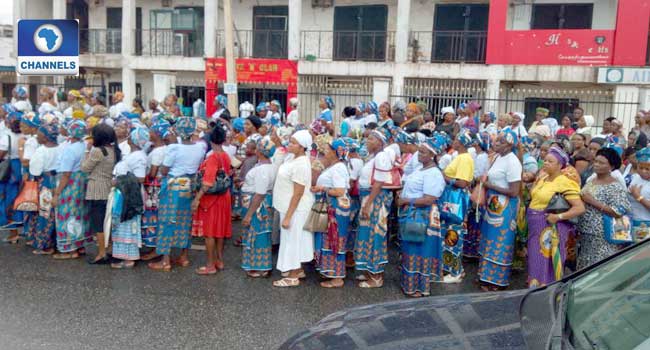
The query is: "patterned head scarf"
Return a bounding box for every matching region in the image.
[477,131,491,151]
[67,120,87,140]
[356,102,366,113]
[455,129,473,147]
[256,102,267,113]
[6,111,23,125]
[329,138,349,161]
[341,137,360,153]
[422,137,443,155]
[216,94,228,108]
[20,112,41,128]
[38,120,60,143]
[499,129,518,146]
[406,102,419,114]
[232,117,246,132]
[151,119,171,138]
[367,101,378,115]
[276,126,294,141]
[536,107,550,117]
[548,146,570,169]
[432,132,450,149]
[14,86,28,99]
[175,116,196,139]
[92,105,108,118]
[130,127,150,149]
[486,111,496,122]
[323,96,335,109]
[369,128,390,145]
[257,137,276,158]
[115,116,131,130]
[315,133,333,154]
[270,100,281,111]
[636,147,650,163]
[1,103,16,114]
[604,136,624,157]
[393,100,406,113]
[309,119,326,135]
[394,128,416,145]
[458,102,468,111]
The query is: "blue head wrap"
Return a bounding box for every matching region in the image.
[130,127,151,149]
[6,111,23,125]
[455,129,474,147]
[20,112,41,128]
[356,102,366,113]
[323,96,335,110]
[342,137,360,153]
[151,119,171,138]
[38,121,59,143]
[256,102,267,113]
[1,103,16,114]
[636,147,650,163]
[232,117,246,132]
[330,138,349,161]
[422,137,443,155]
[175,116,196,139]
[487,111,496,122]
[15,86,28,99]
[257,137,276,158]
[367,101,378,115]
[458,102,468,110]
[500,129,518,146]
[394,128,416,145]
[216,94,228,108]
[67,120,87,140]
[432,131,450,149]
[477,131,491,151]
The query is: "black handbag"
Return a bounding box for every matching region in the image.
[399,205,428,243]
[194,153,231,195]
[0,134,12,183]
[546,192,578,224]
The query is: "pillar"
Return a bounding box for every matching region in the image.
[153,72,177,102]
[485,79,500,114]
[394,0,411,63]
[121,0,136,102]
[288,0,302,60]
[204,0,219,57]
[391,71,406,104]
[373,78,391,103]
[639,88,650,112]
[613,85,640,134]
[53,0,66,19]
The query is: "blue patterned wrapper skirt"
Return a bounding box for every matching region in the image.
[354,189,392,274]
[315,194,351,279]
[155,177,193,255]
[400,204,443,296]
[478,190,519,287]
[55,171,92,253]
[241,192,274,271]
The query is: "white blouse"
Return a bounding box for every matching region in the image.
[316,162,350,189]
[358,151,392,189]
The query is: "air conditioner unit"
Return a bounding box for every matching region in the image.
[312,0,333,8]
[173,33,186,56]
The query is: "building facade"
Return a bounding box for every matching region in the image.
[6,0,650,130]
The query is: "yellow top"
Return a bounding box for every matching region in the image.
[529,174,581,210]
[444,152,474,182]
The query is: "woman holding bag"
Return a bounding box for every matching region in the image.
[397,137,445,297]
[477,130,522,291]
[440,129,475,283]
[577,148,630,269]
[27,119,61,255]
[354,128,393,288]
[0,111,23,243]
[527,146,585,287]
[311,138,351,288]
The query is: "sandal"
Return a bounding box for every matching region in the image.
[320,280,344,288]
[111,261,135,269]
[214,260,225,270]
[272,278,299,288]
[195,266,218,275]
[407,291,423,298]
[247,271,270,278]
[52,252,80,260]
[148,261,172,272]
[171,257,190,267]
[87,255,111,265]
[281,270,306,279]
[359,277,383,288]
[32,249,54,255]
[140,251,161,261]
[2,236,19,244]
[355,275,368,281]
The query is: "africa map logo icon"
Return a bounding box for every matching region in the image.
[33,24,63,54]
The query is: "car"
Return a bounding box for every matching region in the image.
[279,239,650,350]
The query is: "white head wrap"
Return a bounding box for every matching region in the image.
[441,106,455,116]
[292,130,313,149]
[276,126,294,140]
[533,124,551,138]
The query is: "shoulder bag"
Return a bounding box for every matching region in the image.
[399,205,428,243]
[546,192,578,225]
[193,153,232,195]
[303,195,329,233]
[0,134,11,182]
[14,179,39,212]
[603,214,634,245]
[439,184,470,225]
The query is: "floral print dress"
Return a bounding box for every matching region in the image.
[576,180,630,270]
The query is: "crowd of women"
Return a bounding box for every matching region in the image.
[1,85,648,297]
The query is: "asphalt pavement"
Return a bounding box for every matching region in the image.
[0,223,527,350]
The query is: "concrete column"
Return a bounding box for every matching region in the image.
[152,72,177,102]
[372,78,391,103]
[204,0,219,57]
[394,0,411,63]
[613,85,640,134]
[639,88,650,112]
[288,0,302,60]
[53,0,66,19]
[121,0,136,103]
[485,79,500,114]
[391,71,405,103]
[12,0,23,58]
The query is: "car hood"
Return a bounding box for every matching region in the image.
[279,290,529,350]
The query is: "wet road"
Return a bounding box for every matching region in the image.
[0,224,526,350]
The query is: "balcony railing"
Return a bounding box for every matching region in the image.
[300,30,395,62]
[80,29,121,54]
[137,29,203,57]
[216,30,288,59]
[409,30,487,63]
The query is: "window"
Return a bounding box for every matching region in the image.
[333,5,388,61]
[252,6,288,58]
[523,97,579,127]
[108,82,142,103]
[431,4,489,63]
[531,4,593,29]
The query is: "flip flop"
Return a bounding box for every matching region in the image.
[171,257,190,267]
[148,261,172,272]
[272,278,299,288]
[195,266,217,275]
[320,280,344,289]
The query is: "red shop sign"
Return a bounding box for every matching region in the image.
[205,58,298,85]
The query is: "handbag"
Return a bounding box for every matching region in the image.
[399,205,428,243]
[13,179,39,211]
[0,134,11,183]
[303,196,329,233]
[546,192,578,225]
[193,153,231,195]
[603,214,634,245]
[439,185,469,225]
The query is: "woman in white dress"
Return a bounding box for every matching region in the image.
[273,130,315,287]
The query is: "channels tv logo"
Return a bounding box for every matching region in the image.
[17,19,79,76]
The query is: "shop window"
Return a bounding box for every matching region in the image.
[531,4,593,30]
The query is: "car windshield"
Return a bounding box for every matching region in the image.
[566,243,650,349]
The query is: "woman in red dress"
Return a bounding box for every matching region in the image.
[191,126,232,275]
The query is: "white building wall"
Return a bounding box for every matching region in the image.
[509,0,618,30]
